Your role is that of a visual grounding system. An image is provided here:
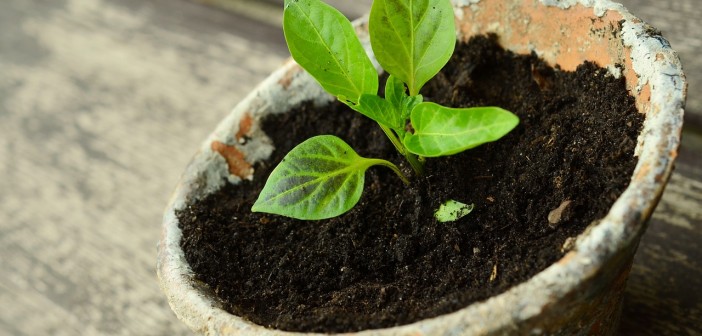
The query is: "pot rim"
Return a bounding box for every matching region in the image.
[158,0,686,334]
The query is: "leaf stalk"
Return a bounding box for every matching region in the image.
[379,124,425,176]
[366,159,410,185]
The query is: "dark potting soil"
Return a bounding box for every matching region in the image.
[178,34,643,332]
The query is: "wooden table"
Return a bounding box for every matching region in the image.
[0,0,698,334]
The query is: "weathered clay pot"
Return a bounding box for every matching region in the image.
[157,0,686,334]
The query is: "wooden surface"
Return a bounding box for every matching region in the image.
[0,0,286,334]
[614,1,702,334]
[0,0,698,335]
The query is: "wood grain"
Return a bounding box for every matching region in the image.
[0,0,698,335]
[615,3,702,334]
[0,0,286,334]
[619,129,702,336]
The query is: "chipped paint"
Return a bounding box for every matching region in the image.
[235,113,253,143]
[277,64,299,90]
[210,141,253,180]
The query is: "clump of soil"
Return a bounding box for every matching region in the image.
[178,34,643,333]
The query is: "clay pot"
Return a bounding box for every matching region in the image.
[157,0,686,334]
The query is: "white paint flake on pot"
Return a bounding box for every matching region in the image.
[158,0,686,335]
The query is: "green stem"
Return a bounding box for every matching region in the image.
[409,83,419,97]
[379,124,405,154]
[405,152,424,175]
[367,159,410,185]
[379,123,425,176]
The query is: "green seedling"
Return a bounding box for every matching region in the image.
[252,0,519,220]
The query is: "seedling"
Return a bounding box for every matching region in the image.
[252,0,518,220]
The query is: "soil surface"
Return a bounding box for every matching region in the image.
[178,35,643,332]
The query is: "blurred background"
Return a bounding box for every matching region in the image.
[0,0,699,334]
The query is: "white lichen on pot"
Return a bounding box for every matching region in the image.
[157,0,686,335]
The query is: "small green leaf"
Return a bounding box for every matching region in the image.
[252,135,406,220]
[402,94,423,120]
[369,0,456,95]
[356,94,403,129]
[385,75,406,108]
[435,200,474,222]
[384,75,422,121]
[284,0,378,105]
[404,103,519,157]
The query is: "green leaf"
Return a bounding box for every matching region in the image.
[369,0,456,96]
[402,94,423,120]
[356,94,403,129]
[435,200,474,222]
[384,75,422,121]
[252,135,406,220]
[284,0,378,105]
[385,75,406,108]
[403,103,519,157]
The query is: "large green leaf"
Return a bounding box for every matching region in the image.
[284,0,378,105]
[369,0,456,96]
[403,103,519,157]
[252,135,404,220]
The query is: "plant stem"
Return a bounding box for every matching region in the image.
[409,85,419,97]
[405,152,425,175]
[379,124,405,154]
[368,159,410,185]
[379,124,425,176]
